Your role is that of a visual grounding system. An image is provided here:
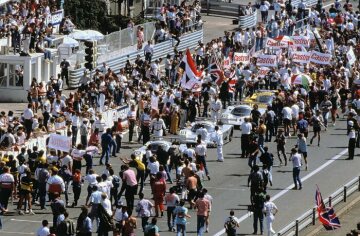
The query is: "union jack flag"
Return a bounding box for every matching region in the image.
[315,187,341,230]
[209,52,225,85]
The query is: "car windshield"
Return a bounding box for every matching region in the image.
[191,123,215,133]
[257,95,273,103]
[231,107,251,116]
[148,143,167,153]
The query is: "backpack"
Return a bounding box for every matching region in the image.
[112,175,120,189]
[0,136,10,148]
[225,216,237,231]
[57,219,75,236]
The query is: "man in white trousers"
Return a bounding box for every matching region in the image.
[263,194,278,236]
[211,126,224,162]
[210,96,222,123]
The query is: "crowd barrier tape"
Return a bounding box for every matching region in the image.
[68,29,203,88]
[0,105,130,157]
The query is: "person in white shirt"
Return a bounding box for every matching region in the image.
[101,192,112,216]
[23,103,34,139]
[291,103,300,136]
[151,114,166,138]
[144,40,154,63]
[241,118,252,158]
[282,106,293,137]
[211,126,224,162]
[289,148,302,190]
[195,138,210,180]
[263,195,278,236]
[36,220,50,236]
[210,96,222,122]
[71,112,81,147]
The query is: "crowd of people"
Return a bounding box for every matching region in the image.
[0,0,75,58]
[0,0,359,236]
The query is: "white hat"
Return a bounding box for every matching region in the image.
[348,120,354,126]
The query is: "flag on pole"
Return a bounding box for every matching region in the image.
[179,49,203,91]
[209,50,226,85]
[315,187,341,230]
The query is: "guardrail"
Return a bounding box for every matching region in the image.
[286,0,318,9]
[277,176,360,236]
[239,10,257,29]
[68,28,203,88]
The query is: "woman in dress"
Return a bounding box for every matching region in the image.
[137,26,144,50]
[170,106,180,134]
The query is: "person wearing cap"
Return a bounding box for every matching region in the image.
[46,167,65,201]
[346,119,357,160]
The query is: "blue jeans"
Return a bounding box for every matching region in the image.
[322,112,329,127]
[177,223,186,236]
[293,167,302,188]
[71,126,78,147]
[164,164,173,182]
[196,156,209,176]
[44,50,51,60]
[100,146,110,164]
[197,215,206,236]
[258,135,265,153]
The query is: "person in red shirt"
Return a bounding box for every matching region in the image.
[195,192,210,235]
[88,128,100,147]
[153,172,166,217]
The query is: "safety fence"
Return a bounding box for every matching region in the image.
[238,10,257,29]
[0,105,129,157]
[277,175,360,236]
[201,1,248,18]
[68,27,203,88]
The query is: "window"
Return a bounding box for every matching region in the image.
[0,63,7,87]
[0,63,24,87]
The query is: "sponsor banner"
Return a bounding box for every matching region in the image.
[223,56,231,69]
[256,54,277,67]
[291,36,310,47]
[258,67,270,78]
[265,38,288,49]
[309,51,332,65]
[292,51,311,64]
[347,47,356,65]
[48,133,71,152]
[233,52,250,65]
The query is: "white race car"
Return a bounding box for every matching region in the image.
[133,140,186,158]
[179,121,234,147]
[220,105,266,128]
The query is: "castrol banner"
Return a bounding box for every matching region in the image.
[233,52,250,65]
[291,36,310,47]
[258,67,270,78]
[256,55,277,67]
[292,51,311,64]
[309,51,332,65]
[265,38,288,49]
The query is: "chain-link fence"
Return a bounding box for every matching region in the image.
[98,21,156,53]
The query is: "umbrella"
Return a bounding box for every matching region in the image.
[83,30,104,40]
[59,36,79,47]
[69,30,91,40]
[292,74,313,89]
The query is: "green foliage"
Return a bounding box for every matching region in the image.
[64,0,156,34]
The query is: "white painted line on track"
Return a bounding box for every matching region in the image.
[10,218,52,223]
[213,148,348,236]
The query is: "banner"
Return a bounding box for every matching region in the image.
[50,10,64,26]
[48,134,71,152]
[310,51,332,65]
[223,56,231,69]
[265,38,288,49]
[347,47,356,65]
[292,51,311,64]
[258,67,270,78]
[256,55,277,67]
[291,36,310,47]
[233,52,250,65]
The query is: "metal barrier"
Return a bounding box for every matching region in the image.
[202,1,244,18]
[277,176,360,236]
[68,28,204,88]
[239,10,257,29]
[290,0,318,9]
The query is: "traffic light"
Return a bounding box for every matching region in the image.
[84,40,97,70]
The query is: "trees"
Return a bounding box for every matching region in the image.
[64,0,116,33]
